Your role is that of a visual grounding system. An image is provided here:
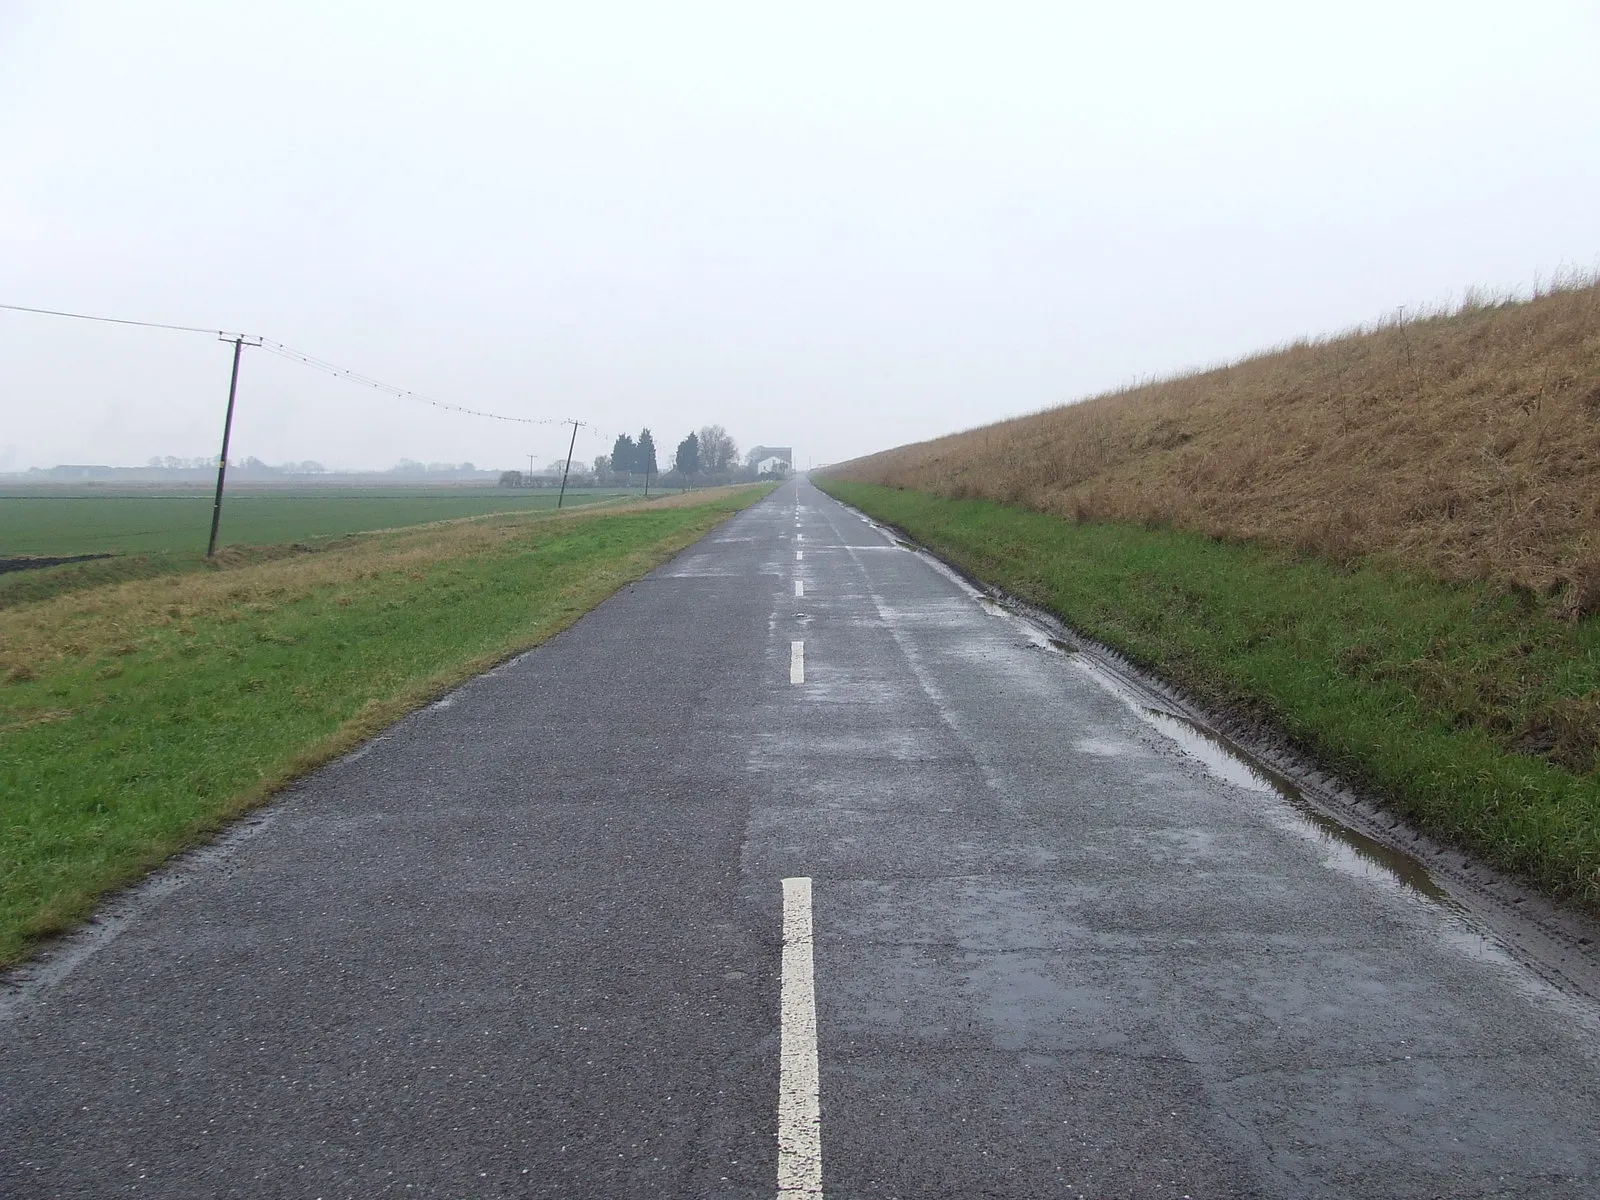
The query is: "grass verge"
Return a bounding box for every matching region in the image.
[816,479,1600,910]
[0,485,771,965]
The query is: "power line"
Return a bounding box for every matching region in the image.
[259,340,571,428]
[4,299,640,557]
[2,300,574,429]
[0,301,224,337]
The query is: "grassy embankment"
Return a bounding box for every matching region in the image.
[820,279,1600,909]
[0,486,769,965]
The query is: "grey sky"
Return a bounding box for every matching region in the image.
[3,1,1596,473]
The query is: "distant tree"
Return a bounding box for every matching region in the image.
[636,428,657,478]
[611,433,638,475]
[499,470,523,488]
[698,425,737,475]
[675,431,700,476]
[592,454,611,477]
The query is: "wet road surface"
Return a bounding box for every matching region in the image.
[5,476,1600,1197]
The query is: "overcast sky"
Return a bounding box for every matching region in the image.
[2,1,1597,473]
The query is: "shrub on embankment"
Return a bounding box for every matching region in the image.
[815,480,1600,910]
[831,277,1600,611]
[0,487,769,965]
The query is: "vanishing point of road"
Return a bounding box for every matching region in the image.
[5,477,1600,1197]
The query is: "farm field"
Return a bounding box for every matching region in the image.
[0,486,646,558]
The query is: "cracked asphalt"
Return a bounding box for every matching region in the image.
[4,476,1600,1198]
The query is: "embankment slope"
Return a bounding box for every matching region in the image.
[820,282,1600,908]
[834,280,1600,609]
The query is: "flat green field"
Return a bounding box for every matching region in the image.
[0,487,643,557]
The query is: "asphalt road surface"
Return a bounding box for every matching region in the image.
[5,477,1600,1198]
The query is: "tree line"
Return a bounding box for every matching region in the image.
[502,424,760,488]
[601,424,739,479]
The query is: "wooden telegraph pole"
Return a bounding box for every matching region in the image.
[207,333,263,558]
[556,419,584,509]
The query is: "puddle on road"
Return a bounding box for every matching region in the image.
[1050,651,1448,903]
[1141,708,1447,902]
[874,517,1451,908]
[849,495,1540,975]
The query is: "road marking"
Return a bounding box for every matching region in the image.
[794,580,804,598]
[790,640,805,684]
[778,877,822,1198]
[796,550,803,561]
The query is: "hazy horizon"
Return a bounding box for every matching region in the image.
[3,1,1597,474]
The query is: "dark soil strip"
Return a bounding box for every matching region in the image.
[0,554,114,575]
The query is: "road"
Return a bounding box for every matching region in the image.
[5,476,1600,1198]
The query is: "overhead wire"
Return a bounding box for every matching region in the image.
[0,301,222,337]
[259,340,574,428]
[1,300,588,431]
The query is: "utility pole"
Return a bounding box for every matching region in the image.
[207,333,262,558]
[527,452,534,488]
[644,458,651,499]
[556,419,583,509]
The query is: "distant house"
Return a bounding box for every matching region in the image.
[746,445,793,471]
[755,456,791,477]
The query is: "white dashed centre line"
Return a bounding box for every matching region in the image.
[794,580,804,598]
[796,550,803,561]
[790,640,805,685]
[778,877,822,1198]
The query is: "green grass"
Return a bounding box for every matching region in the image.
[817,479,1600,910]
[0,486,644,557]
[0,487,770,964]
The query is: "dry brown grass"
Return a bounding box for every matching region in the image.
[832,280,1600,606]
